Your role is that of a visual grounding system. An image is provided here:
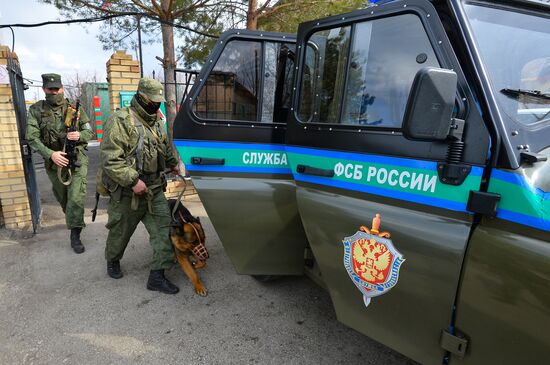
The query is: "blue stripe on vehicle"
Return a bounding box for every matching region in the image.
[492,169,550,200]
[496,209,550,232]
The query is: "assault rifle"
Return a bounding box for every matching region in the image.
[65,100,81,170]
[57,100,81,186]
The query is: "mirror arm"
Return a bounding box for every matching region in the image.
[447,118,465,142]
[437,118,471,186]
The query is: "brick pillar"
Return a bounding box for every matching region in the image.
[106,50,140,113]
[0,46,33,231]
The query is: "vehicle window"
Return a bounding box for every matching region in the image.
[464,3,550,127]
[193,40,294,124]
[298,43,320,122]
[262,42,295,124]
[193,40,261,122]
[299,14,439,127]
[273,44,295,123]
[298,27,352,123]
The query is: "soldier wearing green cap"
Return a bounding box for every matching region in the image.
[26,73,93,254]
[99,77,181,294]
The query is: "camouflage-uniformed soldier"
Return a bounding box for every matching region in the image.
[100,77,180,294]
[26,73,93,254]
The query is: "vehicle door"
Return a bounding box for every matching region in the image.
[286,1,490,364]
[450,2,550,364]
[173,31,308,275]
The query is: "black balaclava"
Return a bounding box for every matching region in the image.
[135,92,161,115]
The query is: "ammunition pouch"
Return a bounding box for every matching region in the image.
[39,109,63,150]
[96,168,119,197]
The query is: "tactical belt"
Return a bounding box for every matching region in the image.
[128,172,165,214]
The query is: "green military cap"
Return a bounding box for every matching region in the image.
[42,73,62,89]
[137,77,165,103]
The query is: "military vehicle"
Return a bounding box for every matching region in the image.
[172,0,550,363]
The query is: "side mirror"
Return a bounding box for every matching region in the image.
[402,67,457,141]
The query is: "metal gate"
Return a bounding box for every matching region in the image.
[7,54,41,232]
[174,68,199,108]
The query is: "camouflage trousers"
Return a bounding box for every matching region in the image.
[104,187,175,270]
[45,163,87,229]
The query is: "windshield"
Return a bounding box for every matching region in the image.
[464,2,550,127]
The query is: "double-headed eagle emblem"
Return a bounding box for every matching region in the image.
[342,214,405,308]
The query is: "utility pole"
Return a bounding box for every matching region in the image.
[137,15,144,77]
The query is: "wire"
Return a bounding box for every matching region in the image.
[113,25,138,43]
[0,12,219,39]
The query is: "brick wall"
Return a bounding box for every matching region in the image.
[0,46,33,231]
[106,50,140,112]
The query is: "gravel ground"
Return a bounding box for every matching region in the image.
[0,146,417,365]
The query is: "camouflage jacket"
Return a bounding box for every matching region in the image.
[99,96,178,188]
[26,98,93,161]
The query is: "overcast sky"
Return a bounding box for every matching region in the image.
[0,0,167,101]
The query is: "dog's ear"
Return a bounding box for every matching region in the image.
[196,216,201,223]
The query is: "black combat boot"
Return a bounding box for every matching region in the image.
[107,260,123,279]
[70,228,85,254]
[146,269,179,294]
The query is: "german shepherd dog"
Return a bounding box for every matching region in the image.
[168,199,209,296]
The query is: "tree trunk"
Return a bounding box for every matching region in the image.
[160,0,177,147]
[247,0,258,30]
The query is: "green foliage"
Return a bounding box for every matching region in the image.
[37,0,367,68]
[38,0,212,52]
[176,11,227,69]
[257,0,366,33]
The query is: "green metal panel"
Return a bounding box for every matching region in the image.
[176,142,308,275]
[191,176,308,275]
[453,152,550,364]
[119,91,135,108]
[294,184,473,365]
[453,223,550,365]
[287,148,483,365]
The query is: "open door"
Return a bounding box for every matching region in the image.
[286,2,490,364]
[173,31,308,275]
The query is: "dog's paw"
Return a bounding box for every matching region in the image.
[195,284,208,297]
[193,260,206,269]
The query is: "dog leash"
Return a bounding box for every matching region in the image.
[177,210,209,260]
[131,171,184,214]
[170,173,188,220]
[131,181,163,214]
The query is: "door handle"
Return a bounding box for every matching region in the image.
[296,164,334,177]
[191,157,225,165]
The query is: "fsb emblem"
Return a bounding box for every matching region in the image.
[342,214,405,308]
